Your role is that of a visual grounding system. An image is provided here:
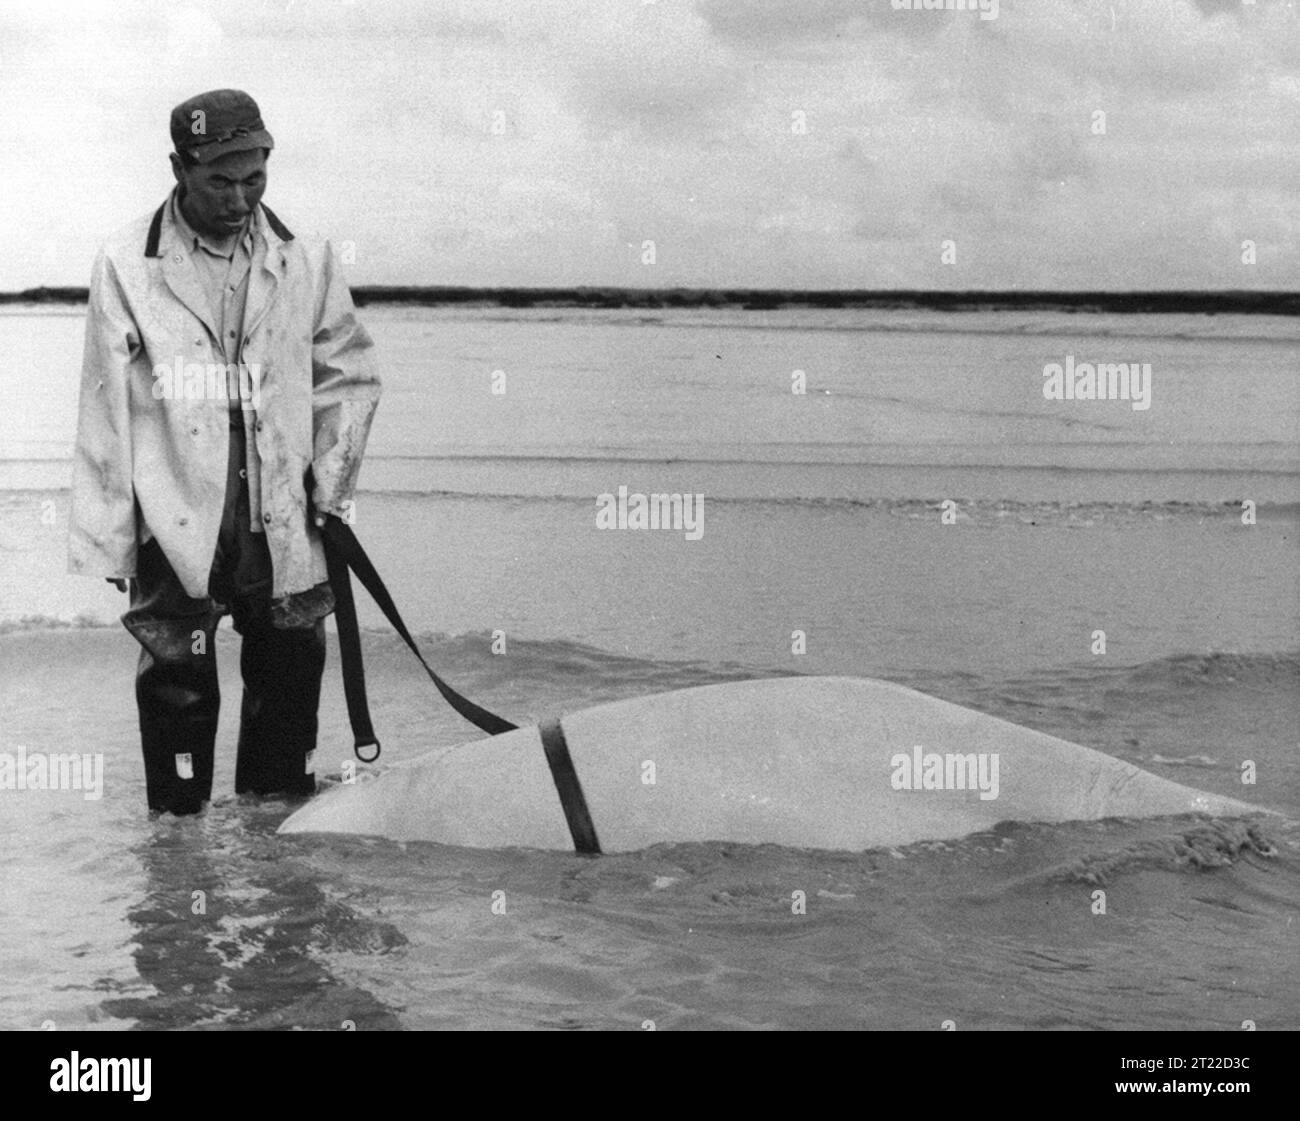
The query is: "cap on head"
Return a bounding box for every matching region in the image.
[170,89,274,164]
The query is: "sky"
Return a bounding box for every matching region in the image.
[1,0,1297,290]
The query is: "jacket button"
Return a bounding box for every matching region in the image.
[255,421,263,432]
[190,426,199,435]
[173,254,183,263]
[179,517,188,526]
[238,468,247,479]
[263,513,273,524]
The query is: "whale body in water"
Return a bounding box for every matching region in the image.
[278,676,1260,852]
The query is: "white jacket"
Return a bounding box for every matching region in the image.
[68,196,381,598]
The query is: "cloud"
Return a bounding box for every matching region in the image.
[552,2,743,138]
[694,0,886,42]
[0,0,1296,289]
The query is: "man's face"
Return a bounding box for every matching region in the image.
[170,147,267,240]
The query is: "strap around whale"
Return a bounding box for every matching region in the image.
[308,474,603,854]
[539,718,602,855]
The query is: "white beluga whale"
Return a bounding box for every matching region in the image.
[278,676,1261,853]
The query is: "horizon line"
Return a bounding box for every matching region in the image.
[2,285,1297,315]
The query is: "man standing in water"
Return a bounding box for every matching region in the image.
[68,90,381,814]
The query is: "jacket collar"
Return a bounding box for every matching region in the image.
[144,190,294,345]
[144,189,293,257]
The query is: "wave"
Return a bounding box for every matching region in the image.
[859,650,1300,763]
[366,305,1300,343]
[0,613,116,636]
[462,314,1300,342]
[952,648,1300,696]
[349,492,1300,525]
[1124,649,1300,688]
[4,619,1297,694]
[1054,819,1283,885]
[953,817,1290,902]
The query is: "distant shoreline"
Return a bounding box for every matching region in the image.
[2,286,1297,315]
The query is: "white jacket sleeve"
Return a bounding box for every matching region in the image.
[67,250,141,579]
[309,243,381,518]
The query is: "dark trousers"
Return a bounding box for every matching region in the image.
[122,419,325,814]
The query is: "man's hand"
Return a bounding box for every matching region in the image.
[105,578,127,592]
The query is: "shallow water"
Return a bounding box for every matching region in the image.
[2,629,1295,1031]
[1,306,1296,1030]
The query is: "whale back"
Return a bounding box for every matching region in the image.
[278,676,1257,851]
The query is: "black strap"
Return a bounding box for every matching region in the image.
[538,718,602,855]
[323,538,381,763]
[316,515,518,740]
[260,203,294,242]
[144,204,165,257]
[310,485,603,855]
